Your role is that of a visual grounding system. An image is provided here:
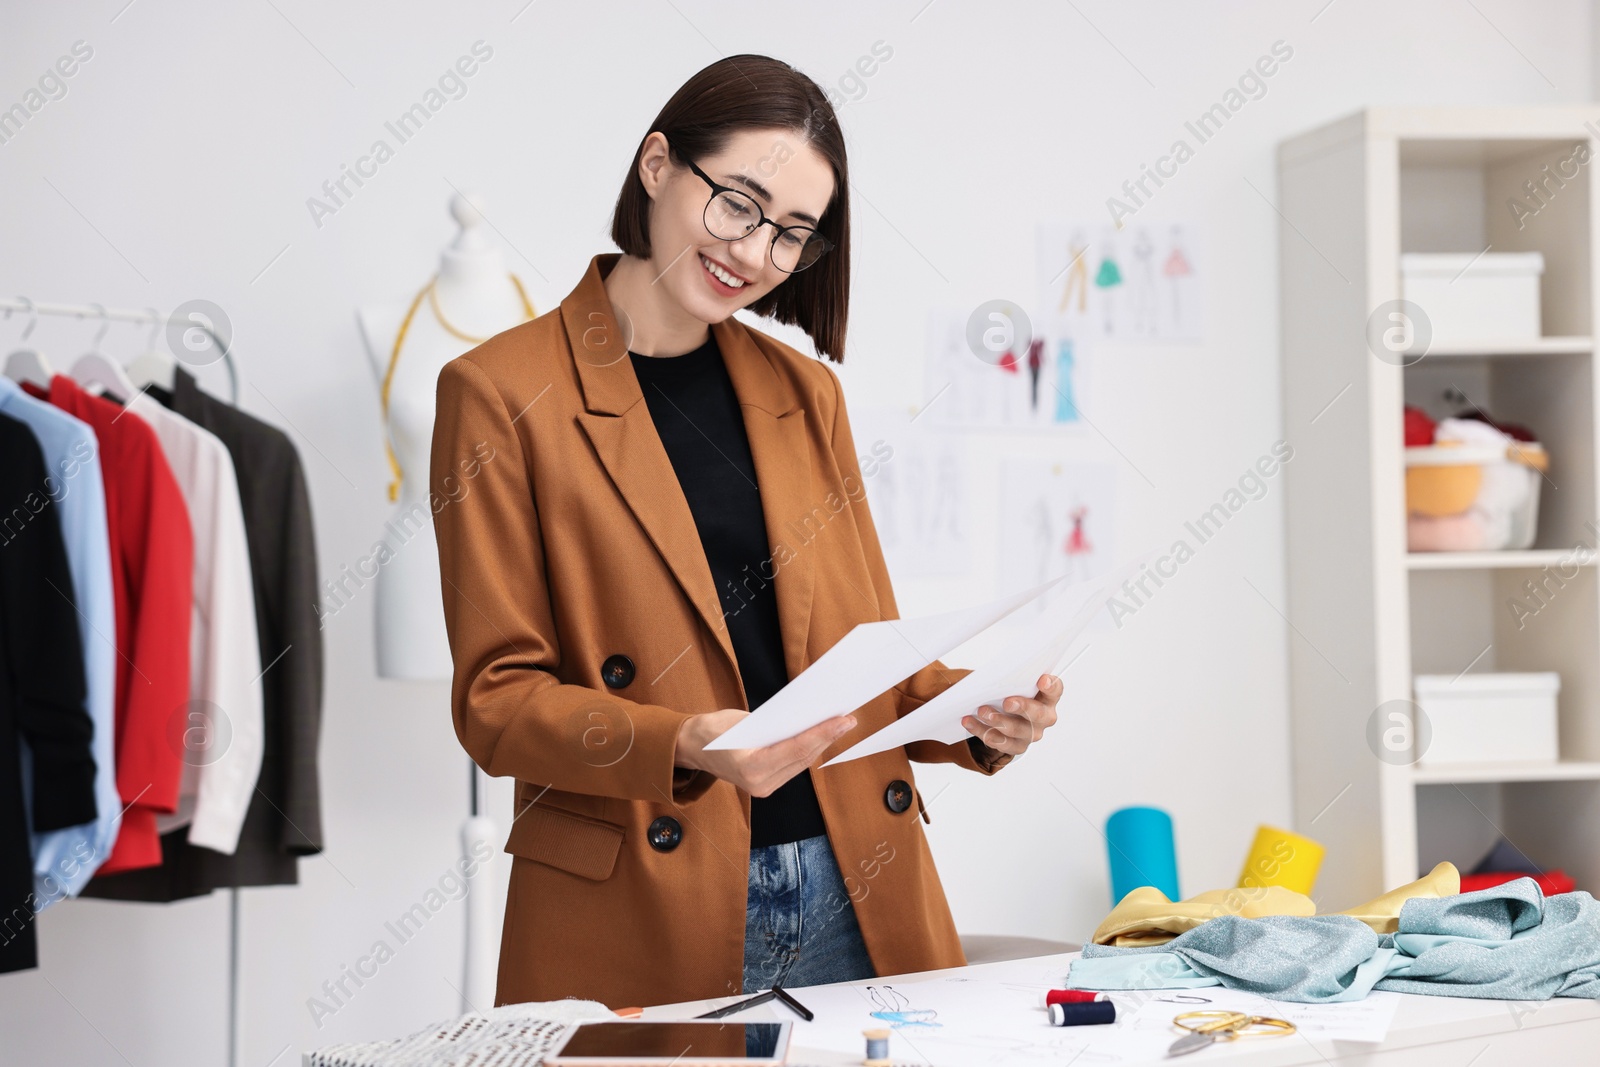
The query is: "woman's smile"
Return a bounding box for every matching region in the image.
[699,252,750,295]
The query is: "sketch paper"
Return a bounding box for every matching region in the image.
[778,974,1170,1065]
[852,404,973,579]
[822,555,1145,766]
[1037,221,1203,343]
[703,575,1070,752]
[1118,987,1403,1044]
[751,965,1399,1066]
[998,458,1117,629]
[921,307,1093,430]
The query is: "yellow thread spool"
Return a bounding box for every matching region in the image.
[1237,824,1324,895]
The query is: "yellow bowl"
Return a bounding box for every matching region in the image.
[1406,463,1483,517]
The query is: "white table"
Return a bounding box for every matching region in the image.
[643,952,1600,1065]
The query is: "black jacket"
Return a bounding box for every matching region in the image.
[0,412,96,972]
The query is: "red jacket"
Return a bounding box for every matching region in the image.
[30,376,193,873]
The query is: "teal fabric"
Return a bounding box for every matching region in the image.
[1068,878,1600,1003]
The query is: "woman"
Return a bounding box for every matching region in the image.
[429,54,1063,1010]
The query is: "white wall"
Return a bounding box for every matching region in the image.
[0,0,1590,1061]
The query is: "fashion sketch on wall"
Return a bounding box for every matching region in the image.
[921,307,1094,431]
[852,404,973,580]
[1037,222,1201,343]
[997,458,1116,626]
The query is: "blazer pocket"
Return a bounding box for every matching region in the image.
[504,803,626,881]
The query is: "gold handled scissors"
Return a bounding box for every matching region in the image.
[1167,1010,1296,1056]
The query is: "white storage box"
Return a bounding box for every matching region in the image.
[1400,252,1544,347]
[1413,672,1560,766]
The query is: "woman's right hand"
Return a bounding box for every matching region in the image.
[674,709,856,797]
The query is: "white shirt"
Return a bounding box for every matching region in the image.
[126,391,263,854]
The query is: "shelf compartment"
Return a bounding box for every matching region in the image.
[1415,778,1600,891]
[1403,352,1595,552]
[1408,564,1600,764]
[1400,137,1592,339]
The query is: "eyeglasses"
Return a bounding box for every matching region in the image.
[678,152,833,274]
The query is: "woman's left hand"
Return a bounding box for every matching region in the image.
[961,673,1062,757]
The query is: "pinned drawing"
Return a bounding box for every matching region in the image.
[866,985,941,1030]
[921,308,1091,430]
[1130,228,1158,335]
[1163,224,1195,333]
[851,405,972,578]
[1038,222,1203,342]
[1000,459,1116,625]
[1093,240,1123,335]
[1058,229,1091,314]
[1053,339,1079,422]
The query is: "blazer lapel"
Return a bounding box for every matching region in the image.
[562,254,817,704]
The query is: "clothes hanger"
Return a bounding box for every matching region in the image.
[70,303,140,402]
[125,307,177,392]
[3,297,55,387]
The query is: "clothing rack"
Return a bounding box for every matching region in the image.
[0,297,241,405]
[3,295,246,1067]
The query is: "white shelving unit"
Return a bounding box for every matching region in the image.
[1278,107,1600,909]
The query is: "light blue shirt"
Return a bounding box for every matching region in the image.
[0,377,120,904]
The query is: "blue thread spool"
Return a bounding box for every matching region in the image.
[1105,806,1180,906]
[1048,1000,1116,1026]
[863,1027,890,1065]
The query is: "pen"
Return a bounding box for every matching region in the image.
[694,989,777,1019]
[772,985,814,1021]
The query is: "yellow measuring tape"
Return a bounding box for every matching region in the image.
[380,274,534,502]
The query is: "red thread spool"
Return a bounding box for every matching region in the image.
[1044,988,1108,1007]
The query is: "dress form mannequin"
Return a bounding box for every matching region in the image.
[357,192,534,680]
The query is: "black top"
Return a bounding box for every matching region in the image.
[629,334,826,848]
[0,412,97,973]
[84,368,324,902]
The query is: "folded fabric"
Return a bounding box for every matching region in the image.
[1408,512,1486,551]
[1331,861,1462,935]
[1092,885,1315,948]
[1378,879,1600,999]
[1069,877,1600,1003]
[1089,861,1460,946]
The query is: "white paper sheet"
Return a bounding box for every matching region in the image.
[703,575,1069,752]
[1106,986,1403,1045]
[821,554,1147,766]
[751,969,1400,1067]
[780,974,1175,1065]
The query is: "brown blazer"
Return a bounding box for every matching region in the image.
[430,253,1012,1010]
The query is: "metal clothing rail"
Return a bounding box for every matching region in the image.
[0,296,240,405]
[2,295,246,1065]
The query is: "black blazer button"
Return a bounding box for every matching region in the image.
[884,779,913,814]
[647,816,682,852]
[601,654,635,689]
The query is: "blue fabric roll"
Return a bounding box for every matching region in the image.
[1105,807,1180,906]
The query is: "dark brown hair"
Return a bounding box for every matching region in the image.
[610,54,851,362]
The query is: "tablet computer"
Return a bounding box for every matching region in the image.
[544,1019,792,1066]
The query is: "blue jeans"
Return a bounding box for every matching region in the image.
[742,834,877,993]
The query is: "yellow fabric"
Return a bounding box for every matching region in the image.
[1329,860,1461,934]
[1091,861,1461,947]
